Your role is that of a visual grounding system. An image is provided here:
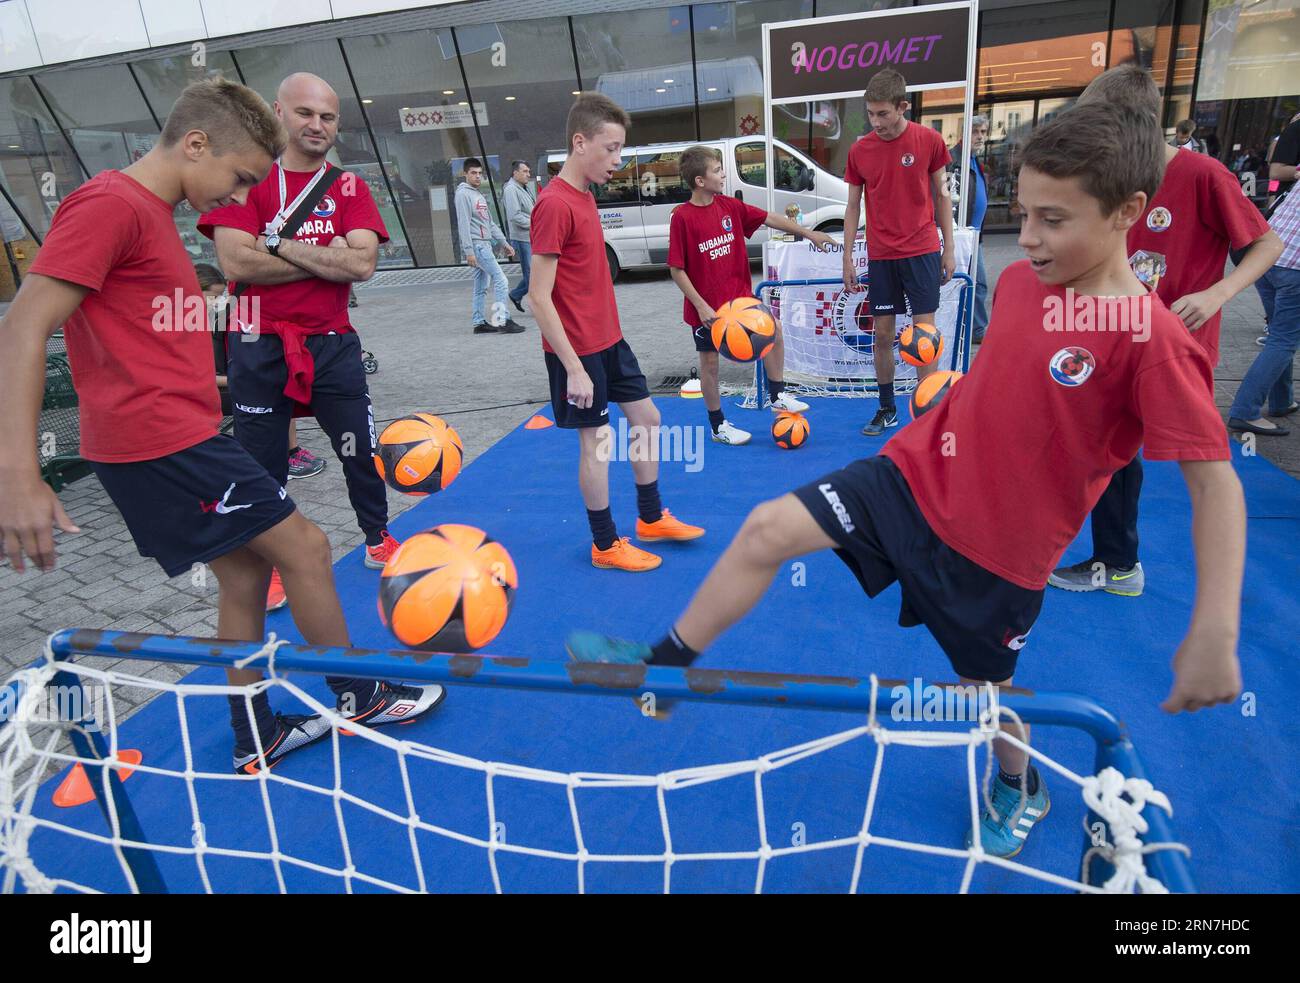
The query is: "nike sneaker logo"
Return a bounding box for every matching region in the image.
[1111,571,1138,581]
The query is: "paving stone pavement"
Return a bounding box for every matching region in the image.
[2,236,1296,728]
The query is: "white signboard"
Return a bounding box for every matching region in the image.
[400,103,489,132]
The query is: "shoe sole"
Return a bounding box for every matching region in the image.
[592,556,663,571]
[636,529,705,543]
[363,556,390,569]
[770,405,809,414]
[287,467,325,480]
[862,420,899,436]
[1046,579,1102,592]
[266,597,288,611]
[711,436,751,445]
[340,685,448,736]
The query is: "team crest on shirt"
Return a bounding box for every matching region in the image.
[313,195,337,218]
[1128,250,1166,291]
[1049,347,1096,387]
[1146,206,1172,232]
[722,215,733,232]
[901,153,916,167]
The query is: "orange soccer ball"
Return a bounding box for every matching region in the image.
[711,297,777,363]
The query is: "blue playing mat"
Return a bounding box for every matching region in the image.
[22,395,1300,893]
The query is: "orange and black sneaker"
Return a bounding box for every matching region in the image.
[592,537,662,572]
[636,509,705,543]
[364,529,401,569]
[232,712,331,775]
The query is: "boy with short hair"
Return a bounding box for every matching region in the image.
[570,101,1245,859]
[1048,65,1281,596]
[0,79,443,776]
[529,94,705,572]
[668,145,836,445]
[841,69,956,436]
[457,157,524,334]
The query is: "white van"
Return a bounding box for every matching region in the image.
[542,136,854,280]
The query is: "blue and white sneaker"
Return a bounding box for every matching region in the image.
[966,772,1051,858]
[340,681,446,734]
[565,630,652,664]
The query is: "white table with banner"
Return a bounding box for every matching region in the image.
[743,227,977,405]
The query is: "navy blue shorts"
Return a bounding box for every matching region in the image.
[544,339,651,429]
[691,322,718,353]
[868,252,941,317]
[791,456,1043,682]
[91,435,296,578]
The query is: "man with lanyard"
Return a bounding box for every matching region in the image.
[201,72,398,611]
[947,115,990,342]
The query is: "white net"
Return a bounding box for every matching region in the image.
[1,637,1187,894]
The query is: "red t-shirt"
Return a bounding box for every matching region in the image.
[882,260,1229,591]
[530,176,622,355]
[1126,148,1270,367]
[667,195,769,326]
[28,171,220,463]
[844,121,950,260]
[198,164,388,332]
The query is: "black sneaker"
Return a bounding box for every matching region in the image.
[500,318,526,334]
[473,321,498,334]
[511,296,526,314]
[339,681,447,734]
[232,712,331,775]
[862,407,898,436]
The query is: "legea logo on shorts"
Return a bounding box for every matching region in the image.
[1048,347,1095,387]
[818,482,855,533]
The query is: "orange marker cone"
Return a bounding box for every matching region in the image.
[52,749,143,808]
[524,415,554,430]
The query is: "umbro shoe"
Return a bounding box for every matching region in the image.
[339,681,446,735]
[592,537,662,572]
[364,530,402,569]
[233,712,331,775]
[966,771,1050,859]
[769,392,810,413]
[711,420,752,445]
[1047,560,1144,596]
[862,407,898,436]
[636,509,705,542]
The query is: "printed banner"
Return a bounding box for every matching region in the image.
[762,228,975,383]
[400,103,489,132]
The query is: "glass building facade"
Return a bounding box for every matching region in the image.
[2,0,1297,299]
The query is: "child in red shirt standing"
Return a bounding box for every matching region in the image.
[569,102,1245,860]
[668,145,835,445]
[529,94,706,572]
[0,80,442,775]
[841,69,956,437]
[1048,66,1282,597]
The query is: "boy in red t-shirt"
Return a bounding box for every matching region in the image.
[569,102,1245,860]
[0,79,441,776]
[841,69,956,437]
[668,145,836,445]
[529,94,706,572]
[1048,66,1282,598]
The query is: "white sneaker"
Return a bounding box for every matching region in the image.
[769,392,809,413]
[711,420,752,445]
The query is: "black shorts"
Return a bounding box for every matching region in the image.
[91,435,296,578]
[792,456,1043,682]
[691,322,717,353]
[868,252,941,316]
[544,339,651,429]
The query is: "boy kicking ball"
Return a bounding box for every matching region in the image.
[668,146,836,444]
[569,102,1244,858]
[529,94,705,572]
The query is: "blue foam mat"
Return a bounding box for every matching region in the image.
[26,397,1300,893]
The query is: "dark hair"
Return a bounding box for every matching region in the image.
[566,93,631,153]
[194,263,226,291]
[1176,119,1197,136]
[1016,101,1165,215]
[464,157,484,174]
[511,159,530,174]
[865,69,907,106]
[681,145,722,190]
[160,77,286,159]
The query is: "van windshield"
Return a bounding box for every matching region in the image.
[735,142,814,192]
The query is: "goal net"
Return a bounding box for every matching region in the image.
[1,629,1192,894]
[730,229,977,407]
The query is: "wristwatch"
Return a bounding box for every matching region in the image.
[265,232,282,256]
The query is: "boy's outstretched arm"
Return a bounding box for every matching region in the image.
[763,213,836,251]
[1163,459,1245,713]
[0,274,86,571]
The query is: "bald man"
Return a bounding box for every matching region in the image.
[199,73,403,609]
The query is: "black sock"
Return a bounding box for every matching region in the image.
[649,627,700,667]
[289,445,301,456]
[326,675,378,705]
[364,528,385,547]
[998,765,1040,796]
[229,691,278,749]
[636,480,663,524]
[707,408,725,432]
[587,507,618,550]
[879,383,896,412]
[767,378,785,402]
